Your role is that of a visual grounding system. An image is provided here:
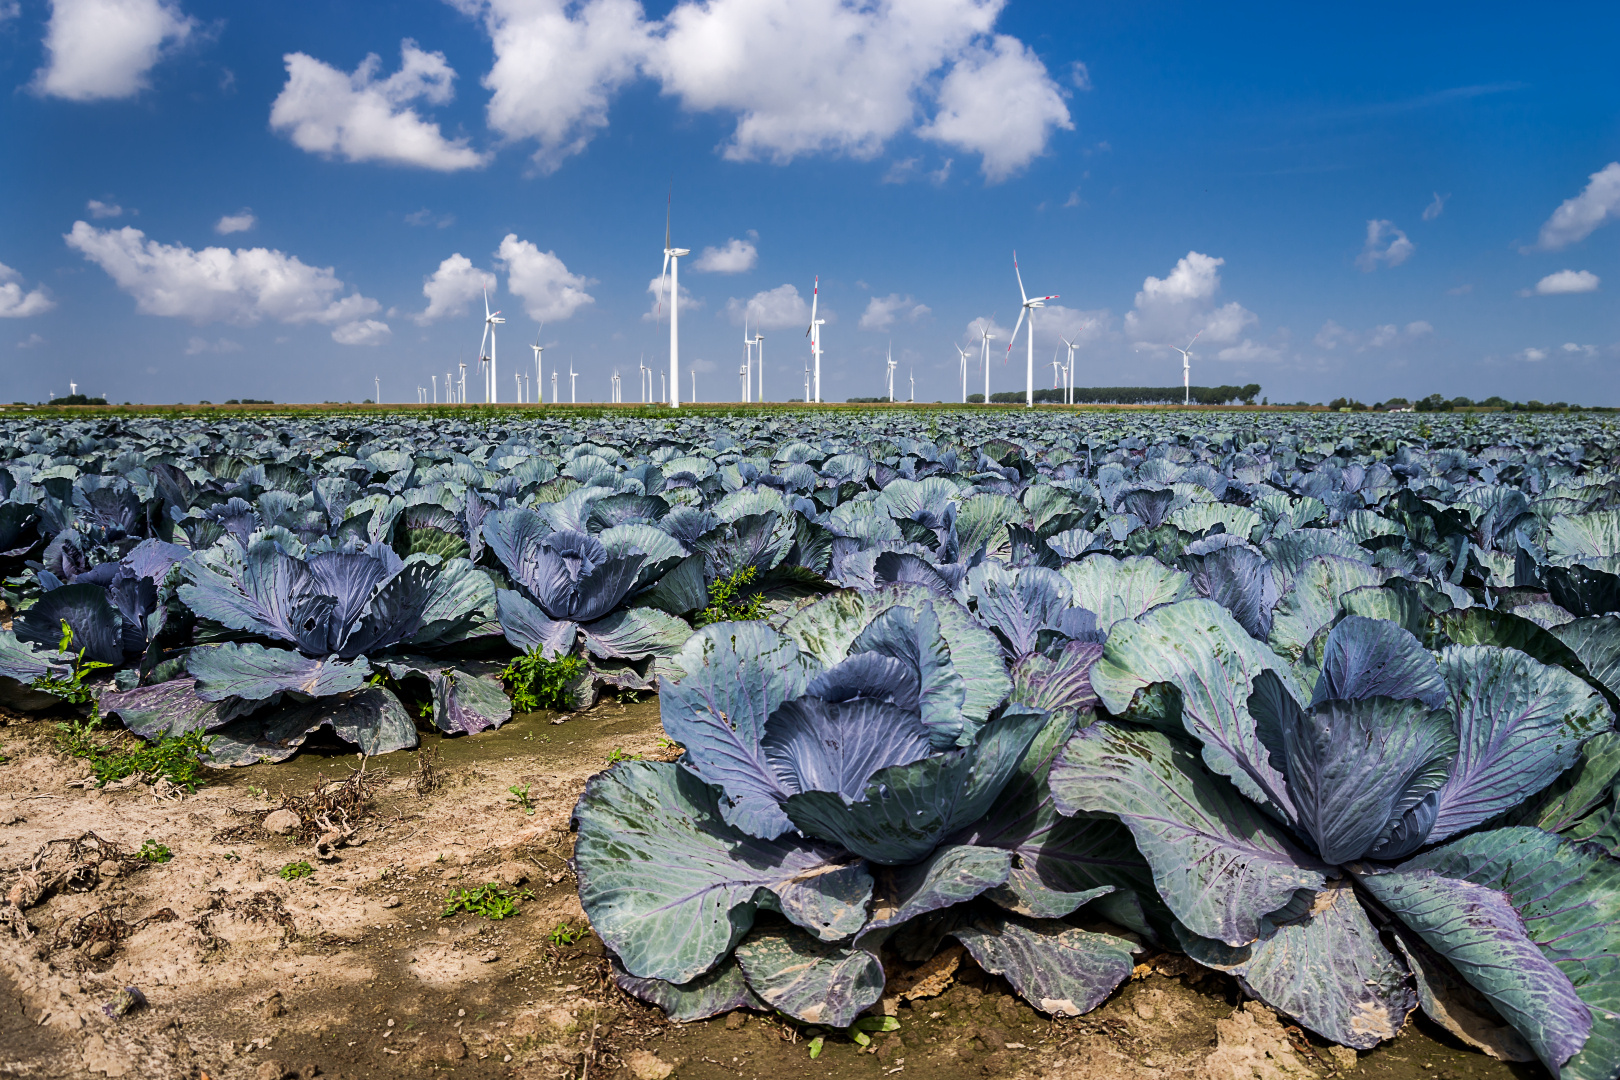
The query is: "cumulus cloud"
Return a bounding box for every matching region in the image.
[1519,347,1548,362]
[63,222,383,348]
[859,293,930,331]
[269,40,488,171]
[87,199,123,219]
[415,253,497,325]
[331,319,391,346]
[16,334,45,350]
[1031,305,1109,346]
[405,208,456,228]
[452,0,649,174]
[0,2,17,23]
[1422,192,1448,221]
[0,262,56,319]
[458,0,1070,180]
[1564,342,1599,358]
[726,284,809,329]
[1531,162,1620,251]
[32,0,195,102]
[184,336,242,354]
[692,236,757,274]
[642,276,700,322]
[215,210,255,235]
[1124,252,1256,346]
[496,234,594,322]
[1527,269,1600,295]
[1356,219,1415,271]
[1215,340,1284,363]
[916,34,1072,182]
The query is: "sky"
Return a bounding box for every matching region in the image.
[1,0,1618,407]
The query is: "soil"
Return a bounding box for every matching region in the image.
[0,702,1544,1080]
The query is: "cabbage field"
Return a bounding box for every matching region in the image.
[2,407,1619,1080]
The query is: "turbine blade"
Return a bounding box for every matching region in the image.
[1013,253,1027,304]
[1005,308,1027,361]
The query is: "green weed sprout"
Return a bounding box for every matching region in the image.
[547,920,582,946]
[695,565,764,627]
[136,840,173,864]
[279,861,315,880]
[508,783,536,815]
[499,649,585,713]
[441,883,532,920]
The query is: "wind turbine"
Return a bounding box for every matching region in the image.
[1172,331,1202,407]
[445,371,453,404]
[1049,350,1063,395]
[374,375,380,404]
[909,367,914,403]
[955,344,971,404]
[803,364,810,402]
[805,277,824,403]
[742,319,753,405]
[514,371,523,402]
[639,356,650,403]
[530,328,544,407]
[657,192,690,408]
[458,361,467,404]
[1061,337,1080,406]
[431,375,438,404]
[612,370,621,403]
[885,344,896,402]
[738,361,749,401]
[551,370,558,404]
[978,322,996,404]
[479,290,504,404]
[1005,253,1058,409]
[569,361,577,404]
[690,367,697,403]
[751,331,764,402]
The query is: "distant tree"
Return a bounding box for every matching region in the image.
[1449,396,1474,408]
[50,394,108,406]
[1481,396,1510,408]
[1240,383,1261,404]
[1414,394,1452,412]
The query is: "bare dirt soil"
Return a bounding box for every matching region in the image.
[0,702,1541,1080]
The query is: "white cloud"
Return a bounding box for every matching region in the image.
[16,334,46,350]
[404,208,456,228]
[1314,318,1432,352]
[0,2,18,23]
[642,276,699,322]
[0,262,56,318]
[331,319,391,346]
[32,0,194,102]
[1356,219,1414,271]
[1070,61,1091,91]
[452,0,649,174]
[1447,283,1474,295]
[496,234,594,322]
[1034,305,1110,346]
[87,199,123,219]
[1124,252,1256,345]
[269,40,488,172]
[1564,342,1599,358]
[859,293,930,331]
[415,253,497,325]
[917,34,1072,182]
[1422,192,1448,221]
[1531,162,1620,251]
[692,237,758,274]
[726,284,809,330]
[961,315,1011,348]
[454,0,1070,180]
[1529,269,1600,295]
[1215,340,1284,363]
[64,222,381,331]
[184,336,242,354]
[215,210,256,235]
[1519,347,1548,362]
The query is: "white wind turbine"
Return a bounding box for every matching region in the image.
[742,319,753,405]
[805,277,824,403]
[612,370,621,403]
[657,194,690,408]
[431,375,438,404]
[751,330,764,402]
[569,361,577,404]
[885,344,897,402]
[551,370,558,404]
[1061,336,1081,405]
[374,375,380,404]
[514,371,523,402]
[530,329,544,407]
[1049,351,1063,394]
[445,371,453,404]
[955,344,971,404]
[978,322,996,404]
[1005,253,1058,409]
[639,356,650,403]
[738,361,749,402]
[1172,331,1202,407]
[479,290,504,404]
[909,367,914,403]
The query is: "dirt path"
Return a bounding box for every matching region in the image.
[0,704,1532,1080]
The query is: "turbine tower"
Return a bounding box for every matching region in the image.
[1172,331,1202,407]
[458,362,467,404]
[657,193,690,408]
[909,367,914,403]
[569,361,577,404]
[955,345,970,404]
[1061,336,1080,406]
[374,375,380,404]
[530,329,544,407]
[742,319,753,405]
[751,331,765,402]
[479,290,504,404]
[886,344,896,402]
[978,322,996,404]
[1005,253,1058,409]
[551,370,558,404]
[805,277,824,403]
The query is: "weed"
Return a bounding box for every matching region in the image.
[31,621,113,705]
[245,785,265,798]
[507,783,536,815]
[54,718,212,792]
[807,1035,824,1059]
[547,920,583,946]
[654,736,682,753]
[499,649,585,713]
[441,883,532,920]
[695,565,765,627]
[136,840,172,864]
[605,747,640,765]
[279,861,314,881]
[850,1015,900,1047]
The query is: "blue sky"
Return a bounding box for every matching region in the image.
[2,0,1617,406]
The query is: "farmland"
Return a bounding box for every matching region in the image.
[1,406,1618,1080]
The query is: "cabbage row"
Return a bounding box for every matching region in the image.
[1,409,1619,1076]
